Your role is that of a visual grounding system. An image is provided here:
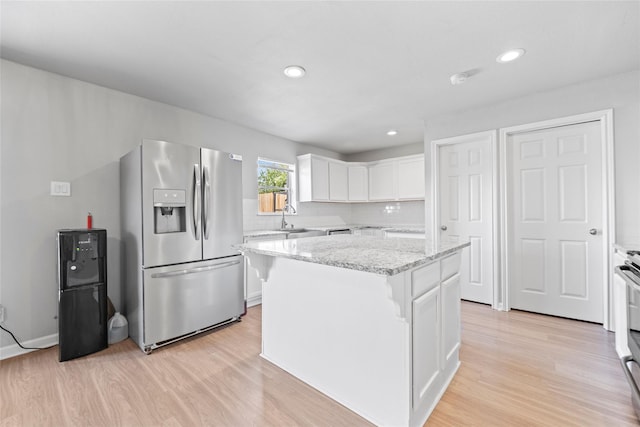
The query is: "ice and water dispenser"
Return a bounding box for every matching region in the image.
[57,229,108,361]
[153,189,186,234]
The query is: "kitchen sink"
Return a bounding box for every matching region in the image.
[278,228,325,239]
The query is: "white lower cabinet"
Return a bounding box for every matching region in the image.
[412,285,441,408]
[441,273,461,368]
[411,254,461,413]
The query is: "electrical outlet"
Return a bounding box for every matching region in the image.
[0,304,5,323]
[50,181,71,196]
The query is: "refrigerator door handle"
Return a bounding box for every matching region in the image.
[203,166,211,240]
[150,259,241,279]
[193,164,201,240]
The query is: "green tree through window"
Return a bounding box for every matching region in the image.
[257,158,295,213]
[258,168,288,193]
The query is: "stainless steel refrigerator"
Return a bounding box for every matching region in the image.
[120,139,244,353]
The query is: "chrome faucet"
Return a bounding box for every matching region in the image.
[281,202,296,229]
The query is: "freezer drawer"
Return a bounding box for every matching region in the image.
[142,256,243,348]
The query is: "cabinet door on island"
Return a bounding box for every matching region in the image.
[412,285,441,409]
[442,273,461,368]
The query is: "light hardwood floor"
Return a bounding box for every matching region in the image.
[0,302,637,426]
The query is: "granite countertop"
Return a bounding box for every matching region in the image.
[243,230,290,238]
[244,224,425,237]
[381,227,425,233]
[236,234,469,276]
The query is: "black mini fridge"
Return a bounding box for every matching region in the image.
[57,229,108,361]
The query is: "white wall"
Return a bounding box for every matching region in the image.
[424,69,640,242]
[0,60,347,351]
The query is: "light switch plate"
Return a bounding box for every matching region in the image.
[50,181,71,196]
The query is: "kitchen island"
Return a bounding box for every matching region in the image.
[238,235,469,426]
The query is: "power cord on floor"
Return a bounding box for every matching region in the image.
[0,323,55,350]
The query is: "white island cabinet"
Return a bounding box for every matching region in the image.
[238,235,469,426]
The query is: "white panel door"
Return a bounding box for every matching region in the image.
[508,121,603,322]
[438,133,494,304]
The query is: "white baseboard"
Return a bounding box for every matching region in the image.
[0,332,58,360]
[247,294,262,308]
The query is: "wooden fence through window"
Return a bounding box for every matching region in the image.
[259,193,287,213]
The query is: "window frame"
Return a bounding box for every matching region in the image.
[256,157,297,215]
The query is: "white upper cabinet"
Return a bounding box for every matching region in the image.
[369,154,425,201]
[348,165,368,201]
[298,155,329,201]
[329,161,348,201]
[298,153,424,203]
[368,160,398,201]
[398,156,425,199]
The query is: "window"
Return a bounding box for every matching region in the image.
[257,158,296,214]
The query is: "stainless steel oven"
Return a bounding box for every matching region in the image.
[618,250,640,420]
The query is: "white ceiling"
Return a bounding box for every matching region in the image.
[1,1,638,154]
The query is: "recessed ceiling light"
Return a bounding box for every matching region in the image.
[283,65,306,78]
[387,130,398,136]
[496,48,526,63]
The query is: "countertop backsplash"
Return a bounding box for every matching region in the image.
[243,199,352,231]
[350,200,425,226]
[242,199,425,232]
